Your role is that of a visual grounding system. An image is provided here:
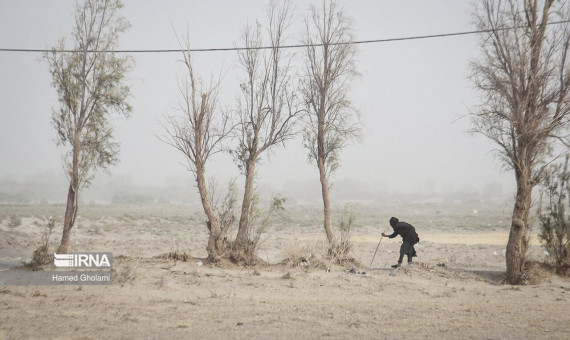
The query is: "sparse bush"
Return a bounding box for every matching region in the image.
[163,239,191,262]
[28,217,55,270]
[114,256,138,286]
[537,156,570,275]
[29,246,51,271]
[328,206,358,266]
[229,194,286,265]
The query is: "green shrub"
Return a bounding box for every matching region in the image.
[537,156,570,275]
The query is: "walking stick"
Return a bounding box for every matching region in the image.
[369,235,384,268]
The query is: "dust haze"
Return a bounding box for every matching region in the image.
[0,0,513,205]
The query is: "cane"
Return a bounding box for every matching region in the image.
[369,235,384,268]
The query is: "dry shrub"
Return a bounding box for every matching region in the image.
[228,246,266,267]
[281,207,360,269]
[328,233,356,265]
[163,252,190,261]
[521,260,557,285]
[327,207,360,266]
[226,194,284,266]
[557,263,570,276]
[28,245,51,271]
[281,238,360,270]
[113,256,138,286]
[228,230,264,266]
[281,239,330,269]
[27,217,55,270]
[163,238,192,262]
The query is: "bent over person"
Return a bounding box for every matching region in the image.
[382,217,420,268]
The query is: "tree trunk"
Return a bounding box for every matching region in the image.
[58,136,80,254]
[504,1,549,284]
[506,171,533,284]
[235,158,256,248]
[318,156,335,245]
[195,162,224,258]
[58,180,77,254]
[317,80,335,244]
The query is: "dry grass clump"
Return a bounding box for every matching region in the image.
[327,207,361,266]
[281,239,330,269]
[281,238,361,269]
[163,251,191,262]
[328,232,359,266]
[281,208,360,269]
[280,238,361,270]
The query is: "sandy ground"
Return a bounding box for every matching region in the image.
[1,207,569,339]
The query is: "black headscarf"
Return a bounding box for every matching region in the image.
[389,217,399,227]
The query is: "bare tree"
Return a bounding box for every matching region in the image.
[232,0,300,252]
[301,0,359,246]
[470,0,570,284]
[45,0,132,253]
[161,37,234,259]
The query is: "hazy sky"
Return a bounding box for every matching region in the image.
[0,0,514,196]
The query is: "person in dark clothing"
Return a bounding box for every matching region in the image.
[382,217,419,268]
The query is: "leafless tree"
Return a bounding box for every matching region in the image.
[232,0,300,253]
[471,0,570,284]
[44,0,132,253]
[301,0,359,247]
[161,36,234,259]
